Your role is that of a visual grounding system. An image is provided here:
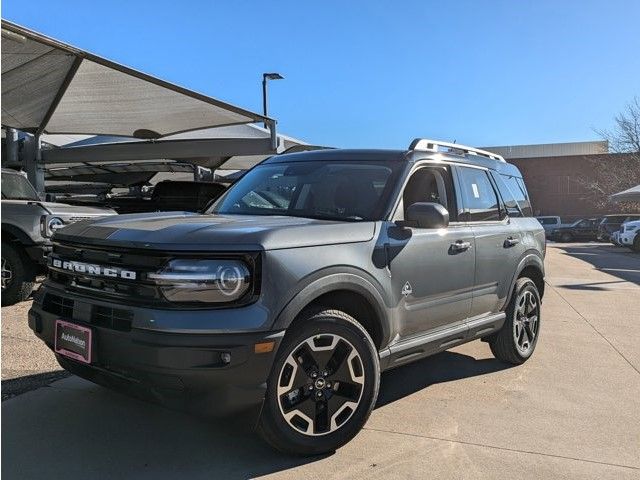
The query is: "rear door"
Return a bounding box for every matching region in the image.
[455,165,526,317]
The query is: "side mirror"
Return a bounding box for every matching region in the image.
[406,202,449,228]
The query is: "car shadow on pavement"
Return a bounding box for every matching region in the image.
[1,350,510,480]
[376,351,511,408]
[555,244,640,287]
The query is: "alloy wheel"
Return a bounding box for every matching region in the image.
[1,256,12,290]
[277,333,365,436]
[513,289,539,356]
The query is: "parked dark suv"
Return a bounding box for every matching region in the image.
[549,218,601,242]
[29,139,545,455]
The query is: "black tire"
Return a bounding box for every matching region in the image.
[258,309,380,455]
[1,242,36,306]
[560,232,573,242]
[489,277,541,365]
[632,235,640,253]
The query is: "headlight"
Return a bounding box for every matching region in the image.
[40,216,65,237]
[148,259,251,303]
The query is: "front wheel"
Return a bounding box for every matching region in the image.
[489,277,541,365]
[560,232,573,242]
[258,309,380,455]
[1,242,36,306]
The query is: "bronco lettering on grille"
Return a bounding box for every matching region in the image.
[51,258,137,280]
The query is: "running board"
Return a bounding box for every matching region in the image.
[380,312,506,370]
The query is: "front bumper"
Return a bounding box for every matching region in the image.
[28,288,284,415]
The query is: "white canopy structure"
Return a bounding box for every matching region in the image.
[1,20,270,138]
[610,184,640,203]
[1,20,280,192]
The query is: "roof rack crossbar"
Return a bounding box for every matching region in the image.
[410,138,505,162]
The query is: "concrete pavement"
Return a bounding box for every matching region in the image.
[2,243,639,479]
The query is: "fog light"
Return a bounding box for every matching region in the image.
[220,352,231,364]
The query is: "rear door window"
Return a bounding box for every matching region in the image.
[457,166,501,222]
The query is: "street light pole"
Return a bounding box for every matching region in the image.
[262,72,283,128]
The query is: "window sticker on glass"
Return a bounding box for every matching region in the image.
[471,183,480,198]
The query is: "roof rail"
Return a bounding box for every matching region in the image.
[409,138,505,162]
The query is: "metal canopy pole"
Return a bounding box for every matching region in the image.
[5,128,19,165]
[266,119,279,151]
[22,133,45,195]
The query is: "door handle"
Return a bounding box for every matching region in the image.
[504,236,520,248]
[450,240,471,253]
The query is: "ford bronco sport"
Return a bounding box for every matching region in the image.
[29,139,545,455]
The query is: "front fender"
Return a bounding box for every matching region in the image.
[271,267,392,348]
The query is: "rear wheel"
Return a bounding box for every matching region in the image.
[258,309,379,455]
[489,277,541,365]
[1,242,36,306]
[632,234,640,252]
[561,232,573,242]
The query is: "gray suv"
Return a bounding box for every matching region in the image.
[1,168,115,305]
[28,139,545,455]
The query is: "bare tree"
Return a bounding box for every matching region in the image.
[579,97,640,211]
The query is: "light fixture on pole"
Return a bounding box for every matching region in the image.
[262,72,284,128]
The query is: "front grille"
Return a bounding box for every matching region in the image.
[48,243,168,305]
[91,305,133,332]
[42,293,74,318]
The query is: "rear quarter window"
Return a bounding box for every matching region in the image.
[491,172,532,217]
[499,174,532,217]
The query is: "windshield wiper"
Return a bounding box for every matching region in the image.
[288,213,364,222]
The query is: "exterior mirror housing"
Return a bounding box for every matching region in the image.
[406,202,449,228]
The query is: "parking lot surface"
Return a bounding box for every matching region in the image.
[2,243,639,479]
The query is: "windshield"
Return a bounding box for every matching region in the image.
[1,172,39,201]
[209,161,401,221]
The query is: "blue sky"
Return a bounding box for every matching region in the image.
[3,0,639,149]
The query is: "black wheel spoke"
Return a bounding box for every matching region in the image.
[324,340,351,376]
[330,380,361,401]
[293,343,319,375]
[279,386,311,413]
[314,400,329,434]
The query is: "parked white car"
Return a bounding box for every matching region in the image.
[536,216,564,238]
[619,220,640,251]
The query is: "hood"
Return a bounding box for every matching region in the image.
[35,201,116,216]
[54,212,377,251]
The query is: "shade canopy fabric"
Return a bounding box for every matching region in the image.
[1,20,269,138]
[610,184,640,203]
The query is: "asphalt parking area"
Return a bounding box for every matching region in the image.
[2,243,639,479]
